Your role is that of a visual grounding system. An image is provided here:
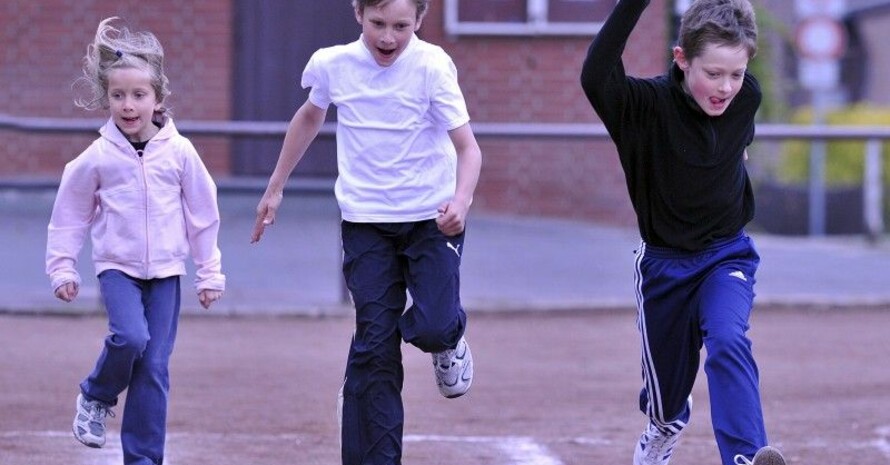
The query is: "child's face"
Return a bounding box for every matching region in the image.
[673,43,749,117]
[355,0,422,67]
[106,67,162,142]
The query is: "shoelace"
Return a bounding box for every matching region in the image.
[733,454,753,465]
[642,426,676,460]
[435,349,455,370]
[88,402,115,423]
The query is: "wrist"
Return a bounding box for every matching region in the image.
[452,194,473,209]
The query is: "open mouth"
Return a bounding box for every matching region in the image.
[709,96,729,110]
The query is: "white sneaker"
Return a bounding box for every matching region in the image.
[72,393,114,448]
[633,422,681,465]
[432,336,473,398]
[734,446,787,465]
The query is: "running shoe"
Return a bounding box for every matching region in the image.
[432,336,474,398]
[734,445,787,465]
[633,421,682,465]
[72,393,114,448]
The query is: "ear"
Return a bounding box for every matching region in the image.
[354,6,363,25]
[415,10,426,31]
[673,46,689,70]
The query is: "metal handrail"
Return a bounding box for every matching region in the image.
[4,113,890,140]
[0,113,885,239]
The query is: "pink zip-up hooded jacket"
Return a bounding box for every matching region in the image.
[46,117,225,293]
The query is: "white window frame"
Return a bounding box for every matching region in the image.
[444,0,610,36]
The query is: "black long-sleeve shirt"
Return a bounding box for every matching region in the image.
[580,0,759,251]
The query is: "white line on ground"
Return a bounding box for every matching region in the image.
[7,431,578,465]
[0,430,303,441]
[872,425,890,459]
[405,434,564,465]
[498,437,564,465]
[0,431,122,465]
[20,429,890,464]
[0,430,74,438]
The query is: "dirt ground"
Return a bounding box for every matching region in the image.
[1,306,889,465]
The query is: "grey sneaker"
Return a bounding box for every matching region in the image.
[633,422,682,465]
[72,393,114,448]
[734,446,787,465]
[432,336,474,398]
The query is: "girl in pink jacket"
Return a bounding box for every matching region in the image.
[45,17,225,465]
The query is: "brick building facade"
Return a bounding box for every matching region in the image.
[1,0,672,226]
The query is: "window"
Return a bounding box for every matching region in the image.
[444,0,615,36]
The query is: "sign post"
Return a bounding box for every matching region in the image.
[794,0,847,236]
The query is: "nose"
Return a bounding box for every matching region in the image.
[121,96,135,111]
[380,29,395,46]
[717,77,732,94]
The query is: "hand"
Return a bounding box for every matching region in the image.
[251,191,283,243]
[54,281,79,302]
[198,289,222,309]
[435,200,470,237]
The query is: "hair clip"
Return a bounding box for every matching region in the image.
[115,50,123,58]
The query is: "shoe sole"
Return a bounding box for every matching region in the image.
[445,389,468,399]
[752,446,786,465]
[72,424,103,448]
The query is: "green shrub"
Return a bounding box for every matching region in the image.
[750,4,789,123]
[778,104,890,187]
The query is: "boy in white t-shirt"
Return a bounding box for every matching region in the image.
[251,0,482,463]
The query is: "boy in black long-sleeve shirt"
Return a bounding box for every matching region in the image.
[580,1,786,464]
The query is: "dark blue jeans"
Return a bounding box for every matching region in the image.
[339,220,467,465]
[81,270,181,465]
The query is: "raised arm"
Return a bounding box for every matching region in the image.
[579,0,651,117]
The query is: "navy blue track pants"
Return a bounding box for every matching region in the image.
[634,232,768,465]
[339,220,467,465]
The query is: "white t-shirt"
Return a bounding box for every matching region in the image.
[302,34,471,222]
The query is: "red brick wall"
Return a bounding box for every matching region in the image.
[1,0,671,226]
[0,0,232,176]
[421,0,669,225]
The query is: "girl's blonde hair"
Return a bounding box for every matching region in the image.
[74,17,171,113]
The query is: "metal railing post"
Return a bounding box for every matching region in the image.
[864,138,885,241]
[808,139,827,236]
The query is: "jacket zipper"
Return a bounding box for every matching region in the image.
[707,120,717,156]
[136,149,150,278]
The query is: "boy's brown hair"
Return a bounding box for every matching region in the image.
[678,0,758,60]
[352,0,429,19]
